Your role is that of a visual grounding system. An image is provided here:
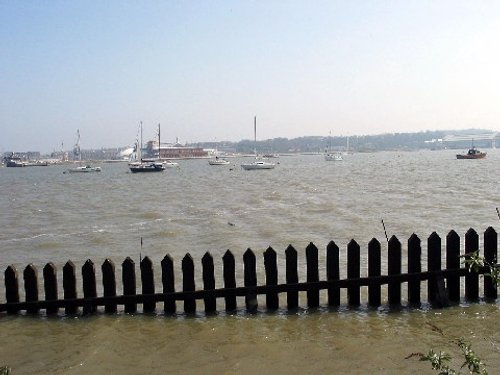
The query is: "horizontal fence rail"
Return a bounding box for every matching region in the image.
[1,228,498,316]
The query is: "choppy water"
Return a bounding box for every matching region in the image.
[0,150,499,374]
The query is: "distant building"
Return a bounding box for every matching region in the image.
[145,140,208,159]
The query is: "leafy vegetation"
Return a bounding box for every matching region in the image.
[409,252,498,374]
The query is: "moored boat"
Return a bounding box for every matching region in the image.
[64,165,102,173]
[241,116,276,171]
[456,147,486,159]
[128,122,165,173]
[65,130,102,173]
[241,159,275,170]
[208,156,230,165]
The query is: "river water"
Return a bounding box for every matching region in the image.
[0,150,499,374]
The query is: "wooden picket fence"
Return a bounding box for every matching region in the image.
[0,228,498,316]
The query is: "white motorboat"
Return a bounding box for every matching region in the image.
[64,165,102,173]
[163,160,179,168]
[241,116,276,171]
[325,153,343,161]
[241,159,275,170]
[208,157,230,165]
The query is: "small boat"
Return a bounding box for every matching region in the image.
[456,146,486,159]
[241,159,275,170]
[64,165,101,173]
[129,161,165,173]
[163,160,179,168]
[64,130,102,173]
[325,153,343,161]
[208,156,230,166]
[324,131,343,161]
[241,116,276,171]
[128,122,165,173]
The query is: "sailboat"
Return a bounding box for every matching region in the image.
[324,131,343,161]
[241,116,276,170]
[208,142,230,165]
[64,130,102,173]
[129,122,165,173]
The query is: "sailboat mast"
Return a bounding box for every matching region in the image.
[139,121,143,162]
[254,116,257,155]
[158,123,161,161]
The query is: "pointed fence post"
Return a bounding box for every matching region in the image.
[82,260,97,315]
[5,265,20,314]
[368,239,381,307]
[43,263,58,314]
[24,264,39,314]
[446,231,461,302]
[483,227,497,300]
[326,241,340,306]
[63,261,77,314]
[223,250,237,312]
[388,236,401,306]
[306,242,319,308]
[243,249,258,312]
[428,232,447,306]
[464,228,479,301]
[407,234,421,306]
[202,252,216,314]
[182,253,196,313]
[122,257,137,314]
[102,259,117,314]
[264,247,278,310]
[285,245,298,309]
[141,256,156,313]
[347,240,360,307]
[161,254,176,314]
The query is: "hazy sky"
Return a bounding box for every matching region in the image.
[2,1,500,153]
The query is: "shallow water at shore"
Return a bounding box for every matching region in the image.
[0,150,499,373]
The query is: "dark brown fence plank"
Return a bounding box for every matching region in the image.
[427,232,444,306]
[446,230,461,302]
[63,261,77,314]
[264,247,279,310]
[407,234,421,306]
[285,245,298,309]
[347,240,360,307]
[23,264,38,314]
[243,248,258,312]
[388,236,401,306]
[483,227,498,300]
[306,242,319,308]
[222,250,236,312]
[161,254,176,314]
[43,263,58,314]
[23,264,39,314]
[82,260,97,315]
[464,228,479,301]
[202,252,216,314]
[368,238,381,307]
[326,241,340,306]
[141,256,155,313]
[102,259,117,314]
[5,265,20,314]
[182,253,196,313]
[122,257,137,313]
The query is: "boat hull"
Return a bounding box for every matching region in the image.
[241,162,275,170]
[129,162,165,173]
[208,159,230,165]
